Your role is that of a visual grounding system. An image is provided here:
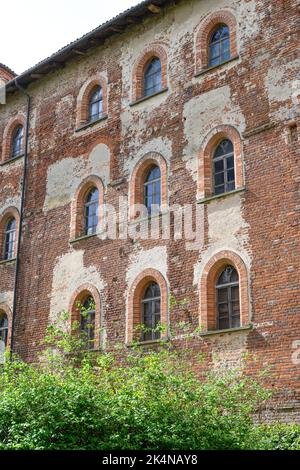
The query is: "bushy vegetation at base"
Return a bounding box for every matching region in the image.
[0,320,299,450]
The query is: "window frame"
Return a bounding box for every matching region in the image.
[143,57,162,98]
[11,125,24,159]
[208,24,231,68]
[80,297,96,350]
[143,165,162,216]
[0,313,8,348]
[88,86,103,123]
[141,282,161,342]
[213,139,235,196]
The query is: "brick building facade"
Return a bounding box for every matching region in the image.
[0,0,300,420]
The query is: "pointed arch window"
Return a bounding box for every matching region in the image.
[213,139,235,195]
[142,282,161,341]
[216,266,240,330]
[80,297,96,350]
[143,58,162,97]
[11,126,24,159]
[143,165,161,215]
[209,24,230,67]
[3,218,16,260]
[84,188,99,236]
[88,86,103,122]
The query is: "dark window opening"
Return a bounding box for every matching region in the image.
[11,126,24,159]
[88,86,103,122]
[3,218,16,260]
[216,266,240,330]
[84,188,99,236]
[80,297,96,350]
[143,165,161,216]
[0,313,8,348]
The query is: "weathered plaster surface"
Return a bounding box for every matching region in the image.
[50,249,106,322]
[126,245,168,292]
[43,143,110,212]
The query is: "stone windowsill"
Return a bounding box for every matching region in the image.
[197,187,246,205]
[75,114,108,132]
[69,233,99,244]
[200,324,253,338]
[0,153,25,166]
[194,55,240,78]
[129,87,168,107]
[0,257,17,266]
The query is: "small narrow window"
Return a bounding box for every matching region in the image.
[143,165,161,215]
[142,282,161,341]
[213,139,235,195]
[84,188,99,236]
[216,266,240,330]
[80,297,95,350]
[11,126,24,159]
[3,218,16,260]
[209,24,230,67]
[0,313,8,348]
[88,86,103,122]
[143,58,162,97]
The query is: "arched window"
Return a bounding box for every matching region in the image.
[142,282,161,341]
[11,125,24,159]
[80,297,96,350]
[88,86,103,122]
[209,24,230,67]
[0,313,8,348]
[143,58,162,97]
[213,139,235,195]
[3,218,16,260]
[216,266,240,330]
[84,188,99,236]
[143,165,161,215]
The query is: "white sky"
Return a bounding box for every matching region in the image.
[1,0,141,75]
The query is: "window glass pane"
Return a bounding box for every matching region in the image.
[215,185,225,195]
[144,58,162,97]
[214,159,224,172]
[215,172,225,186]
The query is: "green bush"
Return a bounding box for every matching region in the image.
[0,317,298,450]
[254,424,300,450]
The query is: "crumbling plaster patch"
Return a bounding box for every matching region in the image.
[43,143,110,212]
[0,193,21,215]
[124,136,172,176]
[50,249,106,323]
[193,194,251,287]
[183,85,246,182]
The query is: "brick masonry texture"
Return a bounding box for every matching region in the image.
[0,0,300,421]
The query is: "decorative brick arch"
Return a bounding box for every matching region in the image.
[70,175,104,240]
[132,44,168,102]
[129,152,168,220]
[195,10,238,72]
[76,75,108,127]
[1,114,26,162]
[126,268,169,344]
[0,207,20,260]
[198,125,244,199]
[0,304,13,350]
[68,283,102,349]
[199,250,250,332]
